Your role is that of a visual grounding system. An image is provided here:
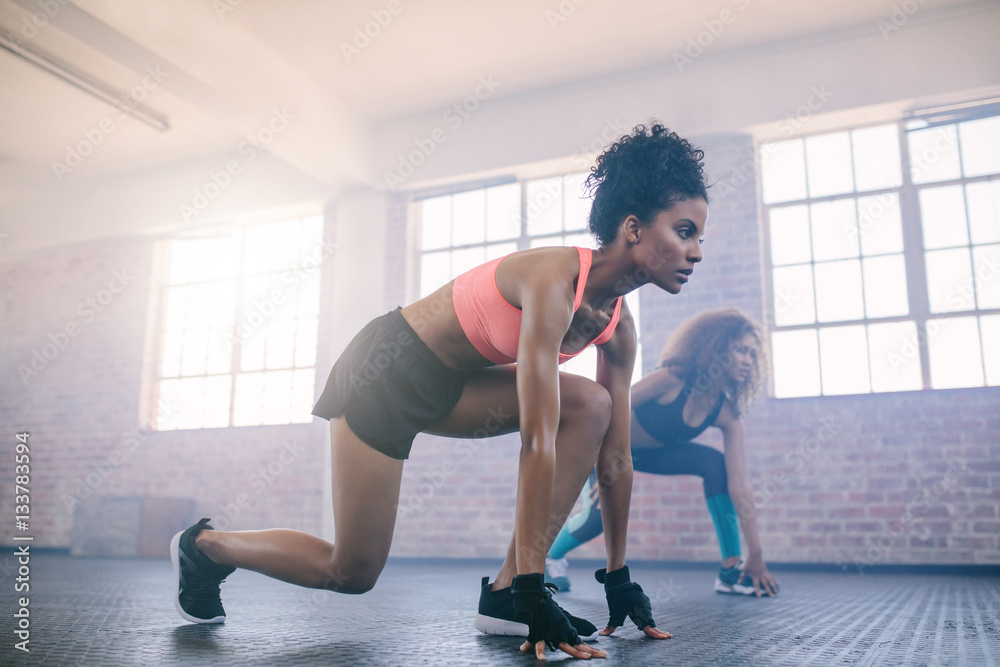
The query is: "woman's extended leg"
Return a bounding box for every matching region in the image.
[194,416,404,593]
[631,442,740,566]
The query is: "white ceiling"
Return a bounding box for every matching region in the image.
[0,0,993,252]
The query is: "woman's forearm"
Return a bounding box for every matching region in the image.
[597,448,633,572]
[515,439,557,574]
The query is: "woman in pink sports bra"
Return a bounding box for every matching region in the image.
[169,124,709,661]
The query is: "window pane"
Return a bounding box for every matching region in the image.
[298,216,324,261]
[806,132,854,198]
[206,327,232,374]
[265,320,296,369]
[761,139,807,204]
[561,345,597,382]
[857,193,904,256]
[868,321,922,393]
[530,236,563,249]
[262,370,294,425]
[185,284,212,330]
[819,325,870,395]
[863,254,909,318]
[815,259,864,322]
[981,314,1000,386]
[157,381,180,430]
[421,196,451,250]
[215,235,241,279]
[966,179,1000,245]
[925,248,974,313]
[811,199,859,261]
[169,240,191,285]
[240,326,266,371]
[563,173,591,231]
[294,318,318,368]
[180,329,208,376]
[927,316,984,389]
[420,250,451,298]
[210,280,237,330]
[165,286,187,332]
[852,124,902,191]
[233,372,263,426]
[202,375,232,428]
[295,269,321,319]
[244,224,273,274]
[959,116,1000,178]
[451,189,486,246]
[769,205,811,265]
[564,232,595,249]
[291,368,316,423]
[973,244,1000,309]
[189,240,216,283]
[772,329,820,397]
[161,331,183,378]
[271,219,301,272]
[919,185,968,249]
[486,183,521,241]
[909,125,961,184]
[773,265,815,326]
[526,177,563,235]
[451,246,486,279]
[175,376,206,430]
[485,242,517,261]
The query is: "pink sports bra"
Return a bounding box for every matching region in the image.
[452,246,623,366]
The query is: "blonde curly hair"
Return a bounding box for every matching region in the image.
[657,308,766,417]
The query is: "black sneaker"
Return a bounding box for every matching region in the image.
[475,576,599,641]
[170,518,236,623]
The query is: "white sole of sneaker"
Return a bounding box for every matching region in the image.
[475,613,528,637]
[170,530,226,624]
[475,613,599,642]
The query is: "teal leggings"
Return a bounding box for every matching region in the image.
[548,442,741,560]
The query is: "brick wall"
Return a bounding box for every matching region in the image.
[0,237,329,550]
[386,133,1000,567]
[3,133,997,567]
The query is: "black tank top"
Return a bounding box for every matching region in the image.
[633,379,724,444]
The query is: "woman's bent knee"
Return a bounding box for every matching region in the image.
[562,378,612,436]
[324,566,380,594]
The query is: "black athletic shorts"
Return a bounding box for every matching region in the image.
[311,307,468,460]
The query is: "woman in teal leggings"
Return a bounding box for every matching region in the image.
[546,308,780,597]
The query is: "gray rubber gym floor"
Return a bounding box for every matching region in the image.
[2,553,998,666]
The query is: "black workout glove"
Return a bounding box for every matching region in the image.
[595,565,656,630]
[511,573,581,649]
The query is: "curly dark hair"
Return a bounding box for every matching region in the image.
[584,123,708,246]
[657,308,766,417]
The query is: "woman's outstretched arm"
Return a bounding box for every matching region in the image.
[717,403,780,596]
